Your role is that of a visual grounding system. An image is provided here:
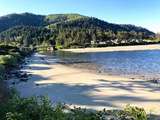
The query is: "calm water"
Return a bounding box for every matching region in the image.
[55,50,160,79]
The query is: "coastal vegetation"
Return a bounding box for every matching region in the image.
[0,44,31,101]
[0,13,156,49]
[0,95,150,120]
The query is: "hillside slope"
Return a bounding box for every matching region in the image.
[0,13,44,32]
[0,13,154,35]
[0,13,155,48]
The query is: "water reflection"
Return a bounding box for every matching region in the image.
[54,50,160,79]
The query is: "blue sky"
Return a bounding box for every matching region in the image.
[0,0,159,32]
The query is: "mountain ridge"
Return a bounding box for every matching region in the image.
[0,13,155,34]
[0,13,156,48]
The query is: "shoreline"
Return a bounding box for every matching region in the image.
[61,62,157,80]
[61,44,160,53]
[8,53,160,115]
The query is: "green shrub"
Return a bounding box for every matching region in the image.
[9,52,22,61]
[0,95,100,120]
[0,55,17,66]
[0,45,20,55]
[121,105,147,120]
[67,107,100,120]
[56,45,63,49]
[6,112,23,120]
[0,96,150,120]
[0,64,5,80]
[0,96,51,120]
[19,48,33,57]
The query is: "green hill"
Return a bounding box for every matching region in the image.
[0,13,44,32]
[0,13,155,48]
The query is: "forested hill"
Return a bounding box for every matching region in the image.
[0,13,44,32]
[0,13,154,35]
[0,13,155,48]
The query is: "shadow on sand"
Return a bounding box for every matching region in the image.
[16,53,160,116]
[19,73,160,110]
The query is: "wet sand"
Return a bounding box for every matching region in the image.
[8,53,160,115]
[62,44,160,53]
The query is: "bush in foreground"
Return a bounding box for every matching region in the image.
[0,95,151,120]
[0,55,18,67]
[0,64,5,80]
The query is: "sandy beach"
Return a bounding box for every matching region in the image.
[62,44,160,53]
[8,53,160,115]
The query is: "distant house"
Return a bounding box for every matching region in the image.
[99,41,106,45]
[91,40,115,46]
[91,40,105,45]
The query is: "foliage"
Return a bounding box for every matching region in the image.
[0,12,44,33]
[0,13,156,49]
[9,52,21,61]
[0,44,20,55]
[45,14,86,24]
[0,64,5,80]
[118,105,148,120]
[0,45,31,80]
[0,55,17,66]
[0,26,53,47]
[0,96,53,120]
[0,95,153,120]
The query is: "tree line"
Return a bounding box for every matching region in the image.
[0,25,156,48]
[0,13,156,48]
